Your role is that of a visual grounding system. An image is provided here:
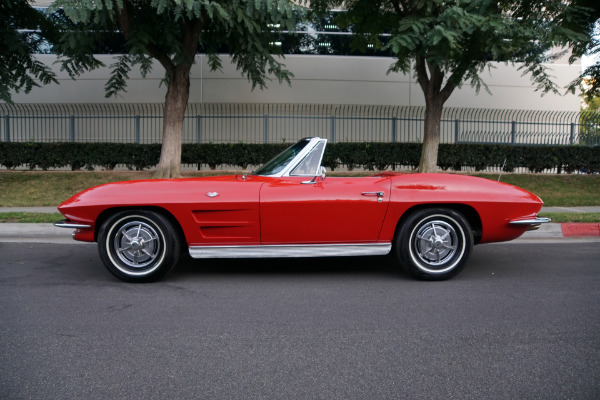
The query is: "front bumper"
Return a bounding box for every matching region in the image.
[54,220,92,229]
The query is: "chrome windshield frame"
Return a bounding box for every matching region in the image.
[252,137,328,178]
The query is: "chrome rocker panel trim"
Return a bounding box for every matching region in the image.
[509,217,551,231]
[189,243,392,259]
[54,220,93,229]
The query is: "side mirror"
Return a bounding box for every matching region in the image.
[301,166,327,184]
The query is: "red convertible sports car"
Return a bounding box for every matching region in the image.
[55,137,549,282]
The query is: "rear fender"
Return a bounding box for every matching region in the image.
[392,204,483,245]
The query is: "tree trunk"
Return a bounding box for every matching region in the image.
[153,67,191,179]
[419,97,444,173]
[414,57,456,173]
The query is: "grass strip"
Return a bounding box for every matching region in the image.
[538,213,600,223]
[1,171,599,207]
[0,212,63,223]
[472,173,600,207]
[0,171,231,207]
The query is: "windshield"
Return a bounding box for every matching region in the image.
[253,139,311,176]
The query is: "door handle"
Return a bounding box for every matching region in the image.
[361,191,384,197]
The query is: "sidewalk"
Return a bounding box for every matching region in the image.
[0,206,598,243]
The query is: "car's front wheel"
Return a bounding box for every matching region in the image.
[98,210,181,282]
[395,208,473,280]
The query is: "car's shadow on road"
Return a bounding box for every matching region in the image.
[3,241,579,285]
[167,243,518,283]
[87,247,512,283]
[169,254,406,281]
[22,242,529,283]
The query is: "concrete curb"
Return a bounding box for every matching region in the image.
[519,223,565,239]
[0,223,79,244]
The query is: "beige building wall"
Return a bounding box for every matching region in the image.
[8,54,581,111]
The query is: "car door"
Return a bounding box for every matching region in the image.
[259,176,391,244]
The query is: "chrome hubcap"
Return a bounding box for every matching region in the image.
[413,220,458,267]
[114,221,160,268]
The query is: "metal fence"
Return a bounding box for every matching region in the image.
[1,103,598,146]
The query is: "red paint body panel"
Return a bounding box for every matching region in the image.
[57,172,543,247]
[379,174,543,243]
[59,175,268,245]
[259,176,390,244]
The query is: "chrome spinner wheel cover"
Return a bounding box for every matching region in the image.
[113,221,161,269]
[410,217,464,273]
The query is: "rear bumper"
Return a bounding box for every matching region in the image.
[509,217,551,231]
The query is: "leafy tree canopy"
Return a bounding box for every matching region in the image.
[46,0,302,178]
[51,0,300,96]
[312,0,589,96]
[308,0,591,172]
[564,0,600,102]
[1,0,60,104]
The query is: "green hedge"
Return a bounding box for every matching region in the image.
[0,142,598,173]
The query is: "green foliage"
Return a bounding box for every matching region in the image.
[50,0,301,93]
[584,96,600,111]
[537,213,600,223]
[45,0,302,177]
[309,1,594,173]
[182,143,288,169]
[312,0,588,96]
[563,0,600,101]
[2,142,598,174]
[0,142,161,171]
[579,111,600,146]
[0,0,59,103]
[0,212,63,223]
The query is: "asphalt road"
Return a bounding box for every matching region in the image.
[1,241,599,400]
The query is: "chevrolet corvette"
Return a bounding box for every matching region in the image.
[55,137,549,282]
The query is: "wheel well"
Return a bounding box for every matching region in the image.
[395,204,483,245]
[94,207,187,245]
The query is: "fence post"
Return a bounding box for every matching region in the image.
[392,117,397,142]
[511,121,516,145]
[264,115,268,143]
[135,115,141,143]
[70,116,75,142]
[3,116,9,142]
[331,116,336,143]
[454,119,460,143]
[570,122,575,145]
[196,115,202,143]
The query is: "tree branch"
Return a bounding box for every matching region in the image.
[440,79,457,104]
[114,0,175,75]
[181,17,205,68]
[441,63,468,103]
[427,60,444,95]
[415,55,429,95]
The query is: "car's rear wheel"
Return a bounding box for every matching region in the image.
[395,208,473,280]
[98,210,180,282]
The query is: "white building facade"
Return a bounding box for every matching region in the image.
[8,54,582,111]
